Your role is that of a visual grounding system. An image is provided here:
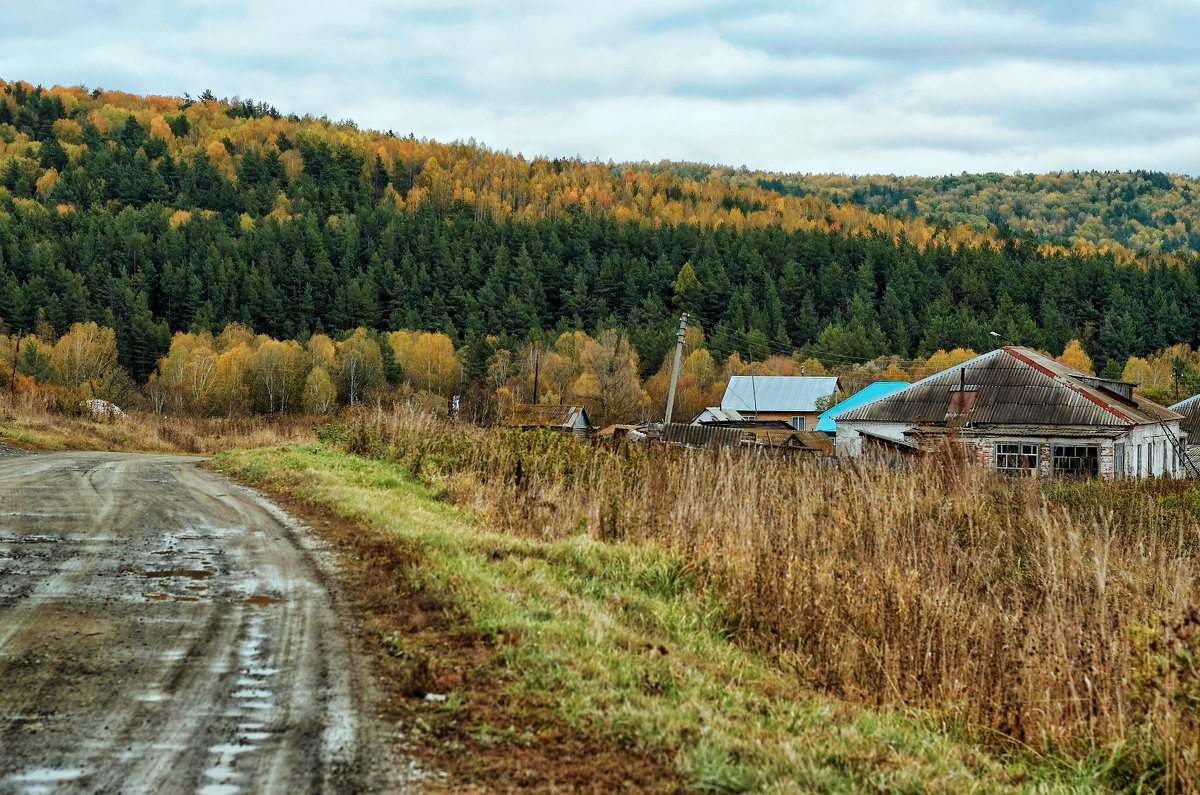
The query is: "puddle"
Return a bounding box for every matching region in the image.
[187,584,209,592]
[242,595,281,607]
[233,689,273,700]
[144,593,171,601]
[137,569,214,580]
[6,767,87,784]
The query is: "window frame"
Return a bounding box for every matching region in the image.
[1051,444,1099,477]
[995,441,1040,473]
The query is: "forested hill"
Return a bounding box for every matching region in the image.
[644,163,1200,259]
[1,78,1199,384]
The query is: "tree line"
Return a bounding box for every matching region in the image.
[4,318,1197,428]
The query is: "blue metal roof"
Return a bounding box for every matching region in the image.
[721,376,839,414]
[816,381,910,433]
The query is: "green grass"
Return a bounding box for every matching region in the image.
[213,443,1122,792]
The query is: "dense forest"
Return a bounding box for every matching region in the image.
[1,78,1199,406]
[646,163,1200,258]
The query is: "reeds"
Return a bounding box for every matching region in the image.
[304,403,1200,786]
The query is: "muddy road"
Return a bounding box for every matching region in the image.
[0,447,419,794]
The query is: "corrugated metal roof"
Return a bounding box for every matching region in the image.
[816,381,909,432]
[721,376,839,413]
[505,404,592,429]
[836,347,1183,428]
[1172,394,1200,441]
[741,428,835,454]
[690,407,745,424]
[663,423,744,449]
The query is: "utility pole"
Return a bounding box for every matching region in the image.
[531,344,541,405]
[10,333,20,396]
[663,312,689,426]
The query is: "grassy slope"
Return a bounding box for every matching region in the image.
[213,443,1106,793]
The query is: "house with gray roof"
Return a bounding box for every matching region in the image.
[835,346,1187,479]
[719,376,840,431]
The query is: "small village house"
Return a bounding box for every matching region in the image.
[504,404,594,437]
[835,346,1187,479]
[718,376,840,431]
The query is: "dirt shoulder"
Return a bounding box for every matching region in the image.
[252,480,686,794]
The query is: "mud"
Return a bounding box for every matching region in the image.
[0,448,424,794]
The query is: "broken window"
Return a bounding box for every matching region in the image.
[996,442,1039,474]
[1051,445,1099,477]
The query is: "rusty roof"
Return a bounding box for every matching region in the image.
[504,404,592,429]
[663,423,744,449]
[741,428,835,453]
[835,347,1183,428]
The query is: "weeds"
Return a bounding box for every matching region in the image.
[332,402,1200,790]
[0,391,316,454]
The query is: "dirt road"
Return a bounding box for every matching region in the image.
[0,447,419,794]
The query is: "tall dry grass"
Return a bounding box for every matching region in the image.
[0,390,316,454]
[339,403,1200,786]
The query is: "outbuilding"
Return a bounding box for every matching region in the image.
[504,404,593,437]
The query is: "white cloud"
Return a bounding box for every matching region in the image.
[2,0,1199,175]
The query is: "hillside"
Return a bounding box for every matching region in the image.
[1,78,1199,387]
[647,163,1200,258]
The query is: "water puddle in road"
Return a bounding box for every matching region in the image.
[137,569,214,580]
[241,595,280,607]
[144,593,171,601]
[5,767,88,792]
[200,740,260,794]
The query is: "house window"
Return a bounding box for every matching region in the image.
[742,415,756,422]
[791,416,804,430]
[1052,445,1099,477]
[996,442,1039,473]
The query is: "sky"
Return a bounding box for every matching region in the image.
[3,0,1200,177]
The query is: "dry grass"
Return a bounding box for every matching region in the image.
[334,402,1200,791]
[0,391,316,454]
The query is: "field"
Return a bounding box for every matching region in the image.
[222,404,1200,791]
[5,394,1200,791]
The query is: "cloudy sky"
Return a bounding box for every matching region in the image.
[3,0,1199,177]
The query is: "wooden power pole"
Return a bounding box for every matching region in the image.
[663,312,689,426]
